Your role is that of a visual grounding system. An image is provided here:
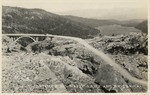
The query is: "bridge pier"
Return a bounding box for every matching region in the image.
[35,37,39,42]
[32,37,39,42]
[9,36,17,41]
[11,36,19,41]
[15,37,19,41]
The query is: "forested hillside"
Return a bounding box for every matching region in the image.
[2,6,100,38]
[135,20,148,34]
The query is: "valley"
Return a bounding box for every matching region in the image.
[2,5,148,93]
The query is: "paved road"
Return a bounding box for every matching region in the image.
[3,34,147,86]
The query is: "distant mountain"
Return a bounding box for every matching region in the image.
[64,15,120,27]
[64,15,144,27]
[59,8,147,21]
[135,20,148,34]
[2,6,100,38]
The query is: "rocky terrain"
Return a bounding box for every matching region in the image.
[88,32,148,81]
[2,32,147,93]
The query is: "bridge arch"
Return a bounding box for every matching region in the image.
[15,36,36,42]
[15,36,36,47]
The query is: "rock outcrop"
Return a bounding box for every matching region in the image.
[89,32,147,55]
[2,34,147,93]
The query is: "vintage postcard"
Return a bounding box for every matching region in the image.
[1,0,149,94]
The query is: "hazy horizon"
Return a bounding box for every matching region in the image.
[2,0,148,20]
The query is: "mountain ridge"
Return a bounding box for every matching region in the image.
[64,15,145,27]
[58,8,147,20]
[2,6,100,38]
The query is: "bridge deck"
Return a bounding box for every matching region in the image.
[2,34,53,37]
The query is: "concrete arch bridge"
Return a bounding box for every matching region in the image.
[3,34,54,46]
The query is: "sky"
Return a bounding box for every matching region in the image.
[2,0,148,20]
[2,0,148,13]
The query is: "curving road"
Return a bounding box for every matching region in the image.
[51,35,147,86]
[3,34,147,86]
